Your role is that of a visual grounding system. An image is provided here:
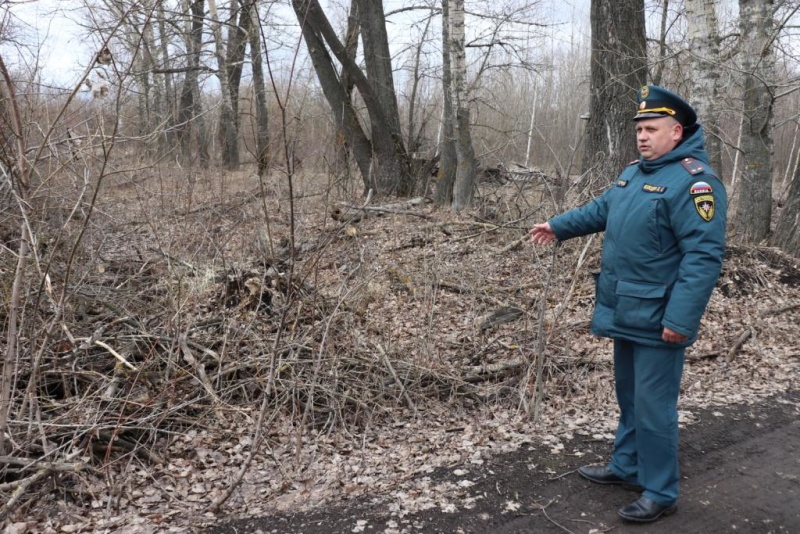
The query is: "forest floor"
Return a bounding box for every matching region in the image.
[211,389,800,533]
[2,169,799,533]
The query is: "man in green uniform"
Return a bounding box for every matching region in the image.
[529,85,727,523]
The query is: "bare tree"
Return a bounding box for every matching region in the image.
[583,0,647,177]
[734,0,775,244]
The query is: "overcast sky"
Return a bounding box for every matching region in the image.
[1,0,590,87]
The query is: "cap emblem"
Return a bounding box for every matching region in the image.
[640,86,650,99]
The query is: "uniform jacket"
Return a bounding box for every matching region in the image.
[549,125,727,348]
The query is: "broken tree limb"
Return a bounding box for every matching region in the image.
[760,302,800,317]
[726,327,753,363]
[332,196,432,222]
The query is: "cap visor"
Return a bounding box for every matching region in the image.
[633,112,671,121]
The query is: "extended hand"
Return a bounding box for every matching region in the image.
[529,222,556,245]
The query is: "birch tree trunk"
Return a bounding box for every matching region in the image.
[449,0,477,212]
[686,0,723,174]
[582,0,647,178]
[734,0,775,244]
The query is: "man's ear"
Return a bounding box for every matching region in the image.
[673,123,684,141]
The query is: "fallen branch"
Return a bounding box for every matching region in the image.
[0,455,86,472]
[726,327,753,363]
[94,340,137,371]
[760,302,800,317]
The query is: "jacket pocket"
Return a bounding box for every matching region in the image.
[614,280,667,330]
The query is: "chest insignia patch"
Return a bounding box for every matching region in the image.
[642,184,667,193]
[690,181,713,195]
[693,194,715,222]
[617,180,628,187]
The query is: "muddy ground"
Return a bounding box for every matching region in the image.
[211,389,800,533]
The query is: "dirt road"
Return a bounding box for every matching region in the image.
[211,390,800,533]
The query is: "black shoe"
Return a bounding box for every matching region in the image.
[618,496,677,523]
[577,465,642,490]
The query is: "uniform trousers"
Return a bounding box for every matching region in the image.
[607,339,685,507]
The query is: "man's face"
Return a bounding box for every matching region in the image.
[635,117,683,160]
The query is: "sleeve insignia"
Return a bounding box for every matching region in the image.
[681,157,706,175]
[693,194,715,221]
[616,180,628,187]
[642,184,667,193]
[690,181,713,195]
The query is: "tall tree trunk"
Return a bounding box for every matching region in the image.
[226,0,250,137]
[157,1,177,146]
[208,0,239,169]
[734,0,774,244]
[449,0,476,212]
[248,1,270,177]
[332,0,361,182]
[355,0,413,195]
[686,0,723,174]
[435,0,457,205]
[177,0,208,166]
[582,0,647,179]
[292,0,373,189]
[292,0,413,196]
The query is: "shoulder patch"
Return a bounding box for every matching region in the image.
[694,195,715,222]
[690,181,713,195]
[681,157,706,176]
[616,180,628,187]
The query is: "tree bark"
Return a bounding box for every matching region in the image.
[208,0,239,169]
[292,0,414,196]
[734,0,775,244]
[292,0,373,189]
[449,0,476,212]
[248,1,270,177]
[582,0,647,179]
[177,0,208,166]
[685,0,723,175]
[355,0,413,195]
[226,0,250,137]
[435,0,457,205]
